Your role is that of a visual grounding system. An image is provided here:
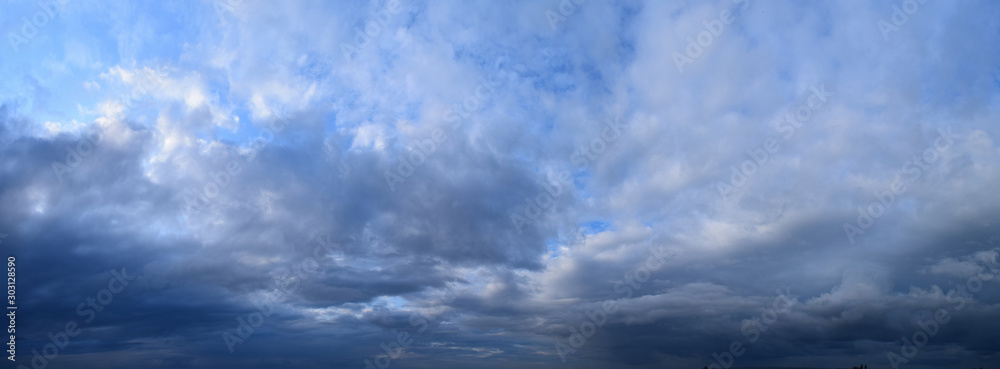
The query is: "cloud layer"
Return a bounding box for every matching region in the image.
[2,0,1000,368]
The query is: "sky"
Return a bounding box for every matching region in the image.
[1,0,1000,368]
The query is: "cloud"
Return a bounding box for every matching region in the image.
[2,0,1000,368]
